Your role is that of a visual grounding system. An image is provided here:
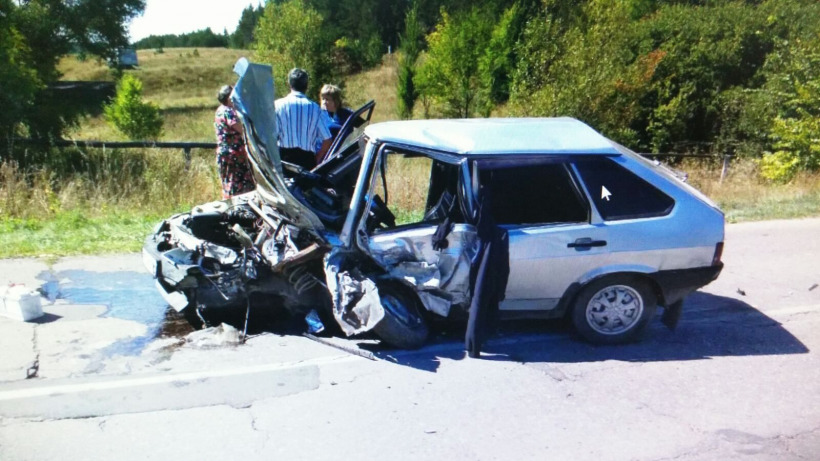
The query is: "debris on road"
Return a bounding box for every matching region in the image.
[0,284,44,322]
[302,333,377,361]
[185,323,242,349]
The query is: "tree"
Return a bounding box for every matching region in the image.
[230,4,264,49]
[2,0,145,141]
[397,2,424,119]
[0,0,41,144]
[477,3,523,115]
[416,8,493,118]
[104,74,163,140]
[254,0,330,98]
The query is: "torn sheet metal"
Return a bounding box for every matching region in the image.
[324,250,385,336]
[417,291,452,317]
[367,224,478,306]
[168,215,240,266]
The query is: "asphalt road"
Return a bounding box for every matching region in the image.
[0,218,819,460]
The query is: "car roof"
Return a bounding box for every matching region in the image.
[364,117,621,156]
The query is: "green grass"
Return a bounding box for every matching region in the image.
[0,212,164,258]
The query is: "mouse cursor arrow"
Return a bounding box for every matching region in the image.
[601,186,612,201]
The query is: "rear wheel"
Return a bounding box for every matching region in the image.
[571,275,656,345]
[373,282,429,349]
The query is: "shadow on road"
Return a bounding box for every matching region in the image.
[39,269,809,373]
[372,292,810,372]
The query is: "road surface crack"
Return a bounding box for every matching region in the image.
[27,326,40,379]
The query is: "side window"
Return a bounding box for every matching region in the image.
[367,153,461,234]
[479,163,588,225]
[574,157,674,221]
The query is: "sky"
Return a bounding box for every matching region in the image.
[128,0,262,42]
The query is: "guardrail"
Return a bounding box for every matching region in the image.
[641,152,734,182]
[12,138,735,180]
[11,139,216,168]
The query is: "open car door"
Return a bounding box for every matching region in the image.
[317,100,375,166]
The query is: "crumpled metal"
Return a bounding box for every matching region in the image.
[323,249,385,336]
[367,224,478,307]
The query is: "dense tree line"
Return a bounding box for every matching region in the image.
[389,0,820,181]
[505,0,820,180]
[132,28,229,49]
[131,5,265,50]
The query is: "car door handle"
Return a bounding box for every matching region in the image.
[567,238,607,248]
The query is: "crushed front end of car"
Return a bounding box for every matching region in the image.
[142,193,332,329]
[142,58,429,347]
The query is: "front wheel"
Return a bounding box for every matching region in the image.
[373,282,429,349]
[571,275,657,345]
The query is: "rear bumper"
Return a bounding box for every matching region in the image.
[650,263,723,306]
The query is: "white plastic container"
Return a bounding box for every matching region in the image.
[0,285,44,322]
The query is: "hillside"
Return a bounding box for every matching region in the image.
[59,48,400,142]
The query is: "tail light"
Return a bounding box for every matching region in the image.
[712,242,724,266]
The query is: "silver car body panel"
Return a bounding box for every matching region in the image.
[365,117,621,155]
[499,151,722,311]
[501,222,609,310]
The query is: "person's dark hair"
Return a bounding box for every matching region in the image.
[288,68,309,93]
[217,85,233,105]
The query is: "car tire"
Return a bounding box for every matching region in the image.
[571,275,657,345]
[373,282,429,349]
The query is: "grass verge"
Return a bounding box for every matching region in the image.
[0,212,164,258]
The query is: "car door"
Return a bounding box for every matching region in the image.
[474,160,610,312]
[352,149,478,310]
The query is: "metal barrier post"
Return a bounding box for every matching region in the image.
[183,147,191,170]
[720,155,731,183]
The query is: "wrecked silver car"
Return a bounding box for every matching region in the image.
[143,58,724,349]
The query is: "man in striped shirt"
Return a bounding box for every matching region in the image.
[274,68,332,169]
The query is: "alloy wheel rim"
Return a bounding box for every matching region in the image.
[585,284,644,335]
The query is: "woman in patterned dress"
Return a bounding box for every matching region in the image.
[214,85,255,199]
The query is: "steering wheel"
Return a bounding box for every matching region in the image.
[366,195,396,232]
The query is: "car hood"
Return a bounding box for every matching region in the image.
[230,58,325,232]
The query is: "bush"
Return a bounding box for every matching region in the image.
[759,150,800,183]
[756,36,820,181]
[104,74,163,140]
